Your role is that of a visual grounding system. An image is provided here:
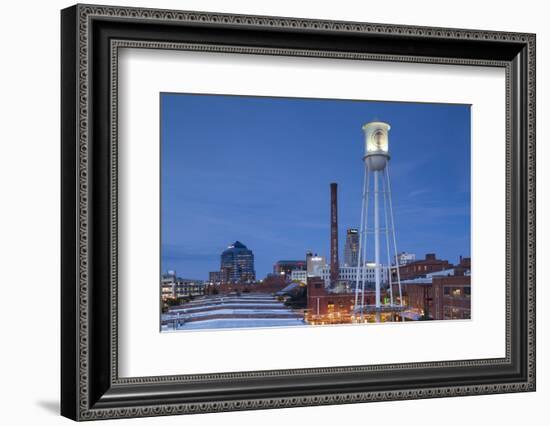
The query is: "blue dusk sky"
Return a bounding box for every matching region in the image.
[161,93,471,280]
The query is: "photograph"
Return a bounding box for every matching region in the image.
[57,3,536,421]
[159,93,472,332]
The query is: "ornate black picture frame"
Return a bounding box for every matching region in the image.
[61,4,536,421]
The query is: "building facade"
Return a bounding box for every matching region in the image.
[290,269,308,283]
[343,228,359,267]
[317,265,388,288]
[306,253,326,276]
[220,241,256,283]
[161,272,205,300]
[432,275,471,320]
[395,280,432,318]
[395,251,416,266]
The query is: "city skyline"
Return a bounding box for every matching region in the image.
[161,93,471,280]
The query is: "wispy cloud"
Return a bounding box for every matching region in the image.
[406,188,431,198]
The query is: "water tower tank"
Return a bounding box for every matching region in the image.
[362,121,391,171]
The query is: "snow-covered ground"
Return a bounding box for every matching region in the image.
[161,317,306,331]
[162,293,306,332]
[164,308,301,319]
[169,302,285,313]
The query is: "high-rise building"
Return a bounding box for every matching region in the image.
[220,241,256,283]
[343,228,359,267]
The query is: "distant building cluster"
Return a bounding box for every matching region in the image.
[306,254,471,324]
[162,221,470,325]
[163,245,470,323]
[163,180,470,325]
[161,271,205,301]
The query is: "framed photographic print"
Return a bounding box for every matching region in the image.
[61,4,536,421]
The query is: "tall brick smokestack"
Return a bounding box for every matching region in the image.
[330,183,339,287]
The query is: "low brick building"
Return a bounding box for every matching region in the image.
[393,273,471,320]
[398,253,451,280]
[454,256,471,276]
[306,276,376,324]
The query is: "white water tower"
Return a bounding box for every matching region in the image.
[354,121,404,322]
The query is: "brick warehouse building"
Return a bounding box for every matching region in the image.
[393,274,471,320]
[204,274,287,296]
[306,276,376,324]
[398,253,451,280]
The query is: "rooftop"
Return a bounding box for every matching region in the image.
[228,241,247,249]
